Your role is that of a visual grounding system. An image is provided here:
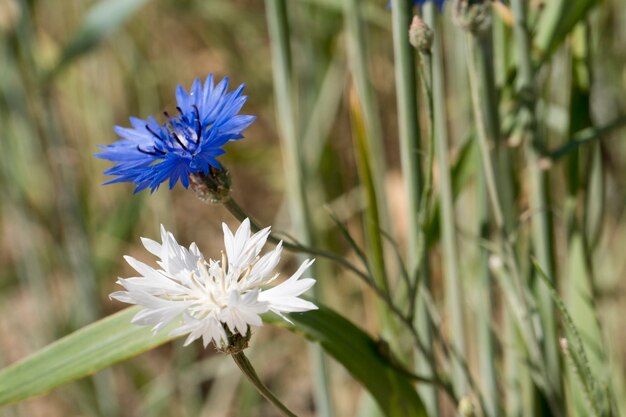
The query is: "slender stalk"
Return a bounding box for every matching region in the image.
[548,116,626,161]
[390,2,438,412]
[423,5,468,398]
[223,198,369,282]
[264,2,334,416]
[224,198,411,347]
[510,0,562,409]
[390,4,422,276]
[477,172,500,417]
[228,198,462,408]
[231,351,299,417]
[465,29,557,412]
[490,12,523,416]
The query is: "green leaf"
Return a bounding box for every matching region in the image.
[272,306,428,417]
[0,304,427,417]
[53,0,150,73]
[535,0,598,64]
[0,306,176,406]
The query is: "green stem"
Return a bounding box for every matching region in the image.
[510,0,563,410]
[548,116,626,161]
[231,351,298,417]
[390,2,422,278]
[223,198,369,283]
[424,5,468,397]
[226,189,462,408]
[465,29,550,407]
[389,2,438,412]
[264,2,335,415]
[477,171,500,417]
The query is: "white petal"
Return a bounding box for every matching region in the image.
[141,237,162,257]
[171,314,227,348]
[221,290,267,335]
[258,259,317,313]
[223,219,272,273]
[247,242,282,287]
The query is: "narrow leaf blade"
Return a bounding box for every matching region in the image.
[271,305,428,417]
[535,0,598,63]
[0,306,175,406]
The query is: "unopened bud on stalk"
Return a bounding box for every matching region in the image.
[409,15,433,54]
[189,167,232,204]
[452,0,492,35]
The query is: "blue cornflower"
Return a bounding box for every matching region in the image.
[414,0,446,9]
[96,75,255,193]
[387,0,445,12]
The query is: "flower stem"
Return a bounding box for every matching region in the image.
[263,3,335,415]
[231,351,299,417]
[465,25,550,407]
[222,197,370,283]
[510,0,562,409]
[390,0,437,412]
[424,4,468,398]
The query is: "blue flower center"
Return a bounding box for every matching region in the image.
[138,105,206,158]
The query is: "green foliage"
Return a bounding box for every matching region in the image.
[2,0,626,416]
[0,307,176,406]
[54,0,151,73]
[0,304,425,417]
[533,258,614,417]
[535,0,598,62]
[280,306,428,417]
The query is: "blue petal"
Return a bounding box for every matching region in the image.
[97,73,255,193]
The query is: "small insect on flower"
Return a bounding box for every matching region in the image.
[111,219,317,350]
[96,74,255,193]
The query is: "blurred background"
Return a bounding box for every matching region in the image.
[1,0,626,416]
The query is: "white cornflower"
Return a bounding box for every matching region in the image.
[111,218,317,349]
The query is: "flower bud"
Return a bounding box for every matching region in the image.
[409,15,434,54]
[452,0,492,35]
[190,167,232,204]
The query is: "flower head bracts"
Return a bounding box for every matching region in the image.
[96,74,255,193]
[111,219,317,349]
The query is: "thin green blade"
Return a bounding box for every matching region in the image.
[0,306,175,406]
[535,0,598,63]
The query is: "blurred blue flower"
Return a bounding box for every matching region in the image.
[96,75,255,193]
[413,0,446,9]
[387,0,446,12]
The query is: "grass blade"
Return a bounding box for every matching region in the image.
[0,307,176,406]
